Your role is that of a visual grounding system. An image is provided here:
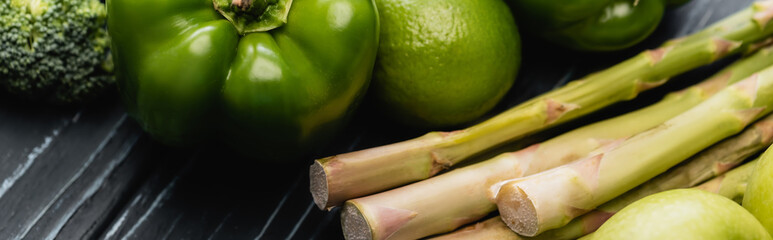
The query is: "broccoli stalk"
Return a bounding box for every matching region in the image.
[1,0,113,104]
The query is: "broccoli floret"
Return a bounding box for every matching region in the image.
[0,0,113,104]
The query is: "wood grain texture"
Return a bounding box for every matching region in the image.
[0,0,753,239]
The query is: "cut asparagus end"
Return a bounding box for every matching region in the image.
[310,132,456,209]
[497,185,539,237]
[341,201,419,240]
[310,161,329,210]
[342,202,373,240]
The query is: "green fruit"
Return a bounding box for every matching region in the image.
[744,146,773,235]
[371,0,521,128]
[586,189,771,240]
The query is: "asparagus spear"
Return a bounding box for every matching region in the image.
[429,217,513,240]
[493,64,773,237]
[530,115,773,240]
[432,159,761,240]
[339,48,773,240]
[695,158,758,204]
[311,0,773,210]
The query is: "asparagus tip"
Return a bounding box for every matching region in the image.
[732,107,766,127]
[692,71,732,96]
[712,38,743,60]
[545,99,580,124]
[635,78,669,92]
[430,151,453,175]
[582,210,616,233]
[735,74,760,98]
[757,120,773,143]
[645,46,673,65]
[696,175,726,193]
[496,185,540,237]
[310,160,330,210]
[747,37,773,53]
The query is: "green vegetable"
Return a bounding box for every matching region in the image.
[0,0,113,104]
[494,64,773,236]
[429,217,515,240]
[433,159,762,240]
[507,0,680,51]
[583,189,771,240]
[107,0,379,160]
[530,112,773,240]
[310,1,773,210]
[371,0,521,127]
[696,158,758,204]
[338,47,773,240]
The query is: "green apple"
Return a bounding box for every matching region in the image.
[744,146,773,235]
[585,189,771,240]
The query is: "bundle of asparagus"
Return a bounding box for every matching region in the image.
[528,116,773,239]
[578,133,773,240]
[492,62,773,236]
[433,159,760,240]
[311,0,773,211]
[310,1,773,240]
[340,49,773,240]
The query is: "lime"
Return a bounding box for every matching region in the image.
[371,0,521,128]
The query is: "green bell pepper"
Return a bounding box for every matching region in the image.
[107,0,379,160]
[508,0,688,51]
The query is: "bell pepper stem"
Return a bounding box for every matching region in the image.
[213,0,291,33]
[232,0,253,10]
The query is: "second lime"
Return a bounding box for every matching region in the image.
[371,0,521,128]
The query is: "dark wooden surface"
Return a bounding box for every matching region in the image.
[0,0,753,239]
